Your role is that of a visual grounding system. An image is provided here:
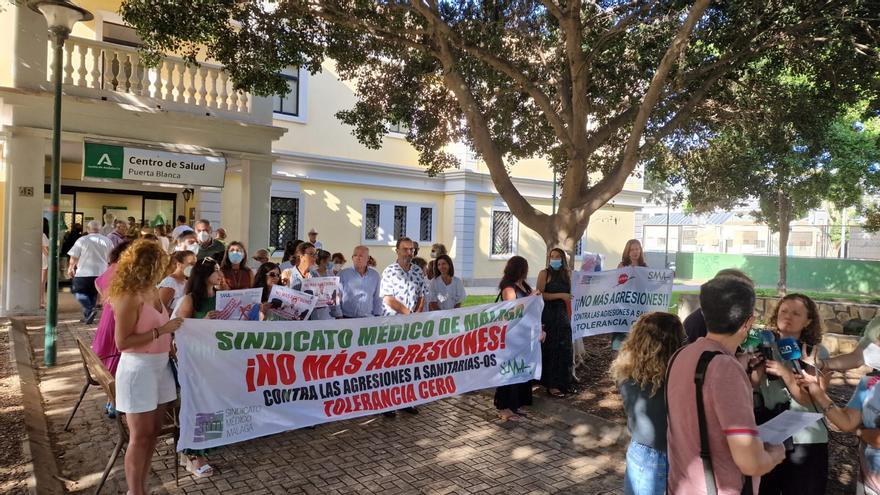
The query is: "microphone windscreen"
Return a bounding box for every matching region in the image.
[778,337,802,361]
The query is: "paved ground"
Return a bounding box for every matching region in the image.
[22,307,626,495]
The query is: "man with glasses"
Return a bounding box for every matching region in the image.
[193,219,225,263]
[338,246,383,318]
[380,237,428,416]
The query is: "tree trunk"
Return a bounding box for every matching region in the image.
[777,194,791,295]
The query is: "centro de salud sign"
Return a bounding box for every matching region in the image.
[83,142,226,188]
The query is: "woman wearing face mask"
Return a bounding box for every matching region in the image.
[220,242,252,290]
[331,252,346,275]
[752,294,829,495]
[173,258,224,477]
[157,251,196,311]
[536,248,576,397]
[426,243,448,281]
[283,242,341,320]
[313,249,333,277]
[174,229,199,255]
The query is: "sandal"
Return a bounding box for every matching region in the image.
[547,388,566,398]
[182,455,214,478]
[497,409,521,422]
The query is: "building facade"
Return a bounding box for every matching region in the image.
[0,2,648,315]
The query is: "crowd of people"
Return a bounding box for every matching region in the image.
[56,216,880,495]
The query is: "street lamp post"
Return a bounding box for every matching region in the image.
[29,0,93,367]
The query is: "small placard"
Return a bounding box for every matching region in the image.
[18,186,34,197]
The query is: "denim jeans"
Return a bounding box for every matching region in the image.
[624,440,668,495]
[71,276,97,317]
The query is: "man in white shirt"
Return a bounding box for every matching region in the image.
[307,228,323,250]
[67,220,112,323]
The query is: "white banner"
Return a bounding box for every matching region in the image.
[268,285,317,320]
[176,296,544,451]
[571,267,673,339]
[215,288,263,321]
[301,276,340,308]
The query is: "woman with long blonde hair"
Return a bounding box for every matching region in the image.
[610,312,684,495]
[111,239,183,495]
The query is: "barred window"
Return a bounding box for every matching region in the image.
[575,237,583,257]
[491,210,515,256]
[365,203,380,240]
[394,206,407,240]
[420,208,433,242]
[269,197,298,249]
[388,121,409,134]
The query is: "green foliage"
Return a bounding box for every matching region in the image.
[119,0,880,247]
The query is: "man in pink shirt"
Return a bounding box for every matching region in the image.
[667,277,785,494]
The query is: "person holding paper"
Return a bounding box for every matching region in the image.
[666,277,785,494]
[220,241,253,290]
[173,257,224,477]
[284,242,341,320]
[252,262,284,320]
[612,239,647,351]
[751,294,830,495]
[801,358,880,495]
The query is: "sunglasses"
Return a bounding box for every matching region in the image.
[267,272,280,278]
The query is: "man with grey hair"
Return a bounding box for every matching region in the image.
[67,220,112,323]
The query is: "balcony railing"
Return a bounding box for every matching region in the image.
[48,37,268,123]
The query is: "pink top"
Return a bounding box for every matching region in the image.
[92,264,120,374]
[126,300,172,354]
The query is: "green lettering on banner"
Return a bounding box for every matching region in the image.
[83,142,123,179]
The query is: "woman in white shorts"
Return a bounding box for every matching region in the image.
[111,239,183,495]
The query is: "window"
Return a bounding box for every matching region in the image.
[269,197,299,249]
[362,200,435,244]
[394,206,407,240]
[742,230,759,245]
[103,21,143,48]
[420,208,433,242]
[575,237,584,257]
[388,121,409,134]
[365,203,380,240]
[491,210,515,256]
[682,229,697,244]
[790,231,813,247]
[272,73,300,116]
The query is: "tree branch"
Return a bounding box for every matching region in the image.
[579,0,711,213]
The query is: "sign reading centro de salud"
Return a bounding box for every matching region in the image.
[83,142,226,188]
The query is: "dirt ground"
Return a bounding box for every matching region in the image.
[568,334,859,495]
[0,328,30,494]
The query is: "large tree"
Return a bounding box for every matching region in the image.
[121,0,878,257]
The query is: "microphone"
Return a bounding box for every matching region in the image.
[742,328,762,353]
[759,330,776,361]
[777,337,803,375]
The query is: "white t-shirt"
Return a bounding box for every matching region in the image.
[41,234,49,270]
[157,275,187,309]
[427,276,466,311]
[67,233,113,277]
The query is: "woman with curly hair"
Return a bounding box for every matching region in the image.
[111,240,183,495]
[610,312,684,495]
[754,293,830,495]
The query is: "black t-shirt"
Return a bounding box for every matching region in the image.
[684,309,707,344]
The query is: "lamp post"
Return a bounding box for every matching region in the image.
[29,0,93,367]
[182,188,194,225]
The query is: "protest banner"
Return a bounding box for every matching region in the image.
[175,296,544,451]
[301,276,340,307]
[268,285,318,321]
[570,267,673,339]
[216,288,264,321]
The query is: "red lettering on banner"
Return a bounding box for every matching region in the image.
[365,349,387,371]
[418,376,456,399]
[321,384,418,417]
[247,353,298,392]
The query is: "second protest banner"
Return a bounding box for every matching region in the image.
[175,295,544,451]
[571,267,673,339]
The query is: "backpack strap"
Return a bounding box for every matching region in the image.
[664,347,687,495]
[695,351,722,495]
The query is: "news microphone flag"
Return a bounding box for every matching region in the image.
[777,337,803,374]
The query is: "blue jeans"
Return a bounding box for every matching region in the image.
[624,440,668,495]
[71,276,97,317]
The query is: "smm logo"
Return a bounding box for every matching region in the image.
[193,411,224,442]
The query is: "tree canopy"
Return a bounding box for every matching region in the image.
[120,0,880,254]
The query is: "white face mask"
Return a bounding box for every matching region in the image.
[178,242,199,255]
[183,265,193,278]
[197,231,211,243]
[864,343,880,370]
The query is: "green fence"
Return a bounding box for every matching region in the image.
[675,252,880,294]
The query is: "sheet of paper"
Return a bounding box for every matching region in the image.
[757,410,824,444]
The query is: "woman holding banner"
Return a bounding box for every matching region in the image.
[253,262,283,320]
[536,248,575,397]
[284,242,341,320]
[110,240,183,495]
[174,257,225,478]
[611,312,684,495]
[494,256,538,422]
[612,239,648,351]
